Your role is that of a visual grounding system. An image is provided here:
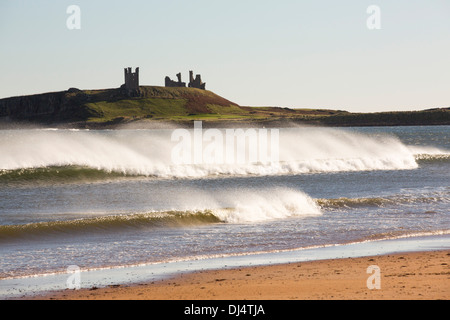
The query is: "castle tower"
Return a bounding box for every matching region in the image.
[188,70,206,90]
[123,67,140,96]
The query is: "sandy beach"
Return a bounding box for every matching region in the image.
[26,250,449,300]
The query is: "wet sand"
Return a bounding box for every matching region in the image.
[28,250,449,300]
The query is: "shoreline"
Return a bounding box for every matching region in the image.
[26,249,450,300]
[3,234,449,300]
[1,119,449,130]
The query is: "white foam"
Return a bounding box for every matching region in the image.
[147,187,323,223]
[407,145,450,156]
[212,188,322,223]
[0,127,425,177]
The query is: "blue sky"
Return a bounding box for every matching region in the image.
[1,0,449,112]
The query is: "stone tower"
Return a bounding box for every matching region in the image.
[188,70,206,90]
[123,67,140,96]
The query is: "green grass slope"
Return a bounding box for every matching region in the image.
[81,86,246,123]
[79,86,349,124]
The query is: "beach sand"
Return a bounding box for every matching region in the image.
[27,250,449,300]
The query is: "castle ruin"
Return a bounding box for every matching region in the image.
[120,67,207,95]
[188,70,206,90]
[165,72,186,88]
[122,67,140,97]
[164,70,206,90]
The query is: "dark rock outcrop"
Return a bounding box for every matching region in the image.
[0,90,92,123]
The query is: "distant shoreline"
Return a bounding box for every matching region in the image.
[1,86,448,129]
[1,117,450,130]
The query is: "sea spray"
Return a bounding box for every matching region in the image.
[210,188,322,223]
[141,186,323,224]
[0,127,427,178]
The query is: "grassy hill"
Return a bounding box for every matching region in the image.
[0,86,448,127]
[79,86,351,124]
[82,86,250,123]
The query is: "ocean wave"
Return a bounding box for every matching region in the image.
[409,145,450,162]
[0,210,222,241]
[3,190,447,242]
[1,152,447,184]
[0,166,129,184]
[0,128,432,180]
[317,192,450,209]
[415,153,450,162]
[0,188,323,241]
[0,158,420,183]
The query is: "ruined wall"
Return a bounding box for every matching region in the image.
[165,72,186,87]
[165,70,206,90]
[188,70,206,90]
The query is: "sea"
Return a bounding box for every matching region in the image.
[0,125,449,297]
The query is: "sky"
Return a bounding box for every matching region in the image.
[0,0,449,112]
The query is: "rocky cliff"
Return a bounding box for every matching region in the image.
[0,88,93,122]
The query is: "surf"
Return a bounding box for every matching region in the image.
[0,187,322,242]
[317,192,450,210]
[0,210,221,242]
[0,127,438,180]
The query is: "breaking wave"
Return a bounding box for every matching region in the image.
[1,127,447,181]
[3,187,448,242]
[0,187,322,241]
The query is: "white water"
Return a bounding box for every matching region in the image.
[192,187,322,223]
[141,186,323,223]
[0,127,438,177]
